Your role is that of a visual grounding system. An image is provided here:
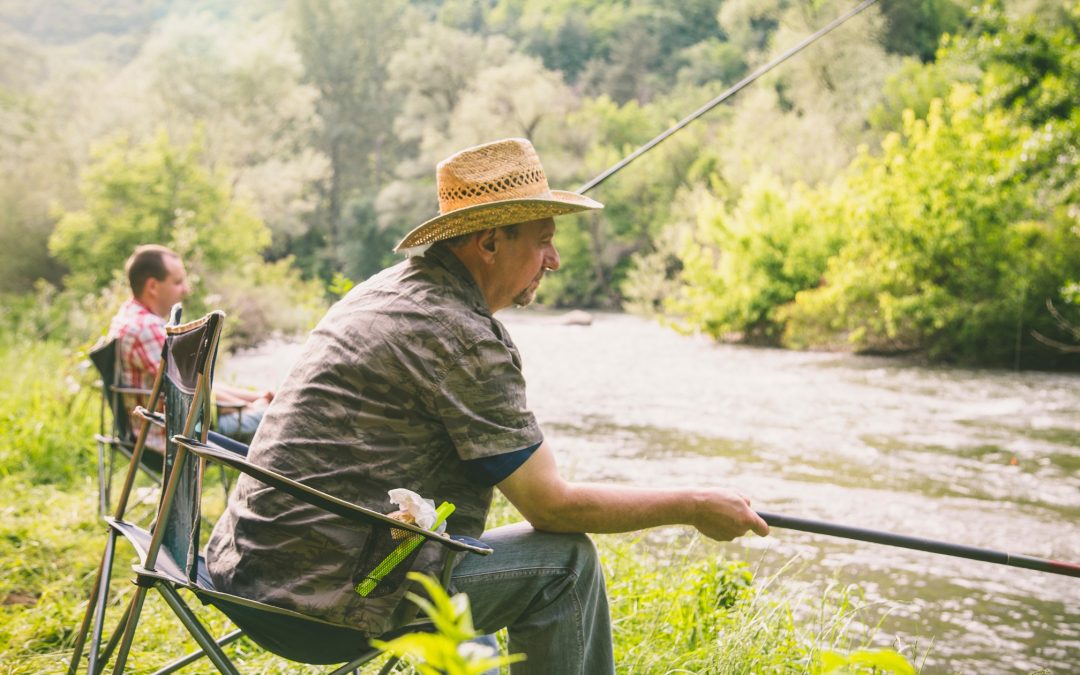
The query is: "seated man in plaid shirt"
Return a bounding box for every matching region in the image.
[107,244,272,446]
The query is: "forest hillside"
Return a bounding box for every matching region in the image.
[2,0,1076,366]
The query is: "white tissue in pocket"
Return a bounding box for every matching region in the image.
[387,488,445,533]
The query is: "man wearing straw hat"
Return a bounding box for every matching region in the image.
[207,138,768,672]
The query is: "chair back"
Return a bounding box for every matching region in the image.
[89,301,181,445]
[88,338,136,442]
[152,311,225,581]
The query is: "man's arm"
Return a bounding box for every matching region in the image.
[209,384,270,406]
[497,441,769,542]
[215,382,273,407]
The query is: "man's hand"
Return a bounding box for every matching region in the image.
[688,489,769,541]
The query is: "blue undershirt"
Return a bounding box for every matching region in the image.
[461,441,542,487]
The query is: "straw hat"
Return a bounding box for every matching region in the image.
[394,138,603,252]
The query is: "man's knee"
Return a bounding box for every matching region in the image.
[532,531,603,597]
[473,524,602,583]
[561,532,600,577]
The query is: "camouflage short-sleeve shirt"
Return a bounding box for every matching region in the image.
[206,246,542,635]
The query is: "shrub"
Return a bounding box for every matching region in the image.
[666,173,843,343]
[784,90,1080,365]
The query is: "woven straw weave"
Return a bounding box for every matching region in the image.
[395,138,602,251]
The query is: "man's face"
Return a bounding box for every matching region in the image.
[491,218,560,311]
[150,255,191,317]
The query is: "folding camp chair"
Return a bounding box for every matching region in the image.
[88,306,253,515]
[68,310,492,674]
[72,308,251,674]
[88,323,173,515]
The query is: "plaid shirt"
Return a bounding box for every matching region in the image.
[107,299,166,447]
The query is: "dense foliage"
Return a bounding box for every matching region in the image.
[1,0,1075,364]
[654,1,1080,366]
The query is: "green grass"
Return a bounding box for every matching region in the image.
[0,340,98,484]
[0,338,920,673]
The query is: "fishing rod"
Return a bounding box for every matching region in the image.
[578,0,881,195]
[757,511,1080,579]
[569,0,1080,581]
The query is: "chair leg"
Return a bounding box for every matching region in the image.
[156,586,241,675]
[150,629,244,675]
[87,533,119,675]
[97,441,108,516]
[69,531,119,675]
[94,601,134,675]
[68,551,105,674]
[110,585,149,674]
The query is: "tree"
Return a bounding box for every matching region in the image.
[376,23,577,264]
[387,24,515,152]
[0,84,67,292]
[449,54,574,144]
[0,26,89,291]
[114,11,328,259]
[878,0,965,62]
[291,0,409,277]
[48,130,270,293]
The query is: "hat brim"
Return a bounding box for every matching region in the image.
[394,190,603,252]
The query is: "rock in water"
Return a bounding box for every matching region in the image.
[557,310,593,326]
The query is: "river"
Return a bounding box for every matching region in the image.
[222,310,1079,674]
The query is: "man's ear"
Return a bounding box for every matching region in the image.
[477,229,499,261]
[143,277,159,298]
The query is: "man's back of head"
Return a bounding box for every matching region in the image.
[125,244,189,317]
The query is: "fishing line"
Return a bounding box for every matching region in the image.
[578,0,882,195]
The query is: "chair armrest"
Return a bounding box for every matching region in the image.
[215,403,245,414]
[132,406,165,428]
[449,535,492,553]
[172,435,492,556]
[205,430,249,457]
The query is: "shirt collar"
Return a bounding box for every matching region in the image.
[421,245,491,316]
[129,297,158,316]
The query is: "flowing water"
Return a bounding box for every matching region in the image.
[223,310,1080,674]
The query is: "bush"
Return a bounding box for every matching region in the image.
[200,257,326,350]
[666,173,843,343]
[49,129,272,295]
[784,91,1080,365]
[42,129,328,348]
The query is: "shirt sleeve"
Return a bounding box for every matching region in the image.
[434,338,543,462]
[460,441,541,486]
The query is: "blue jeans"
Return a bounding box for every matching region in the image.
[452,523,614,675]
[215,407,264,443]
[210,522,613,672]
